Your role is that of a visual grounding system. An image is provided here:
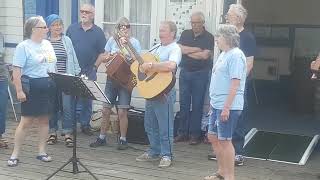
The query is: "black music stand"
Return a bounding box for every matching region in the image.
[46,73,110,180]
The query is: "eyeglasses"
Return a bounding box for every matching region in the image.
[190,21,203,25]
[34,26,48,29]
[118,24,130,29]
[51,23,63,27]
[80,10,92,14]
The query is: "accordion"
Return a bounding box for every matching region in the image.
[105,53,136,92]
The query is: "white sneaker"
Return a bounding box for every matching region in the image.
[136,152,160,162]
[158,156,172,168]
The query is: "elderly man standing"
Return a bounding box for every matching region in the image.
[175,11,214,145]
[135,21,181,168]
[66,3,106,135]
[225,4,256,166]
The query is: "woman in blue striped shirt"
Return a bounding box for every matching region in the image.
[45,14,81,148]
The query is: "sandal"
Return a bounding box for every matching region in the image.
[0,138,8,149]
[204,172,224,180]
[47,134,57,145]
[36,154,52,162]
[7,158,19,167]
[65,136,73,148]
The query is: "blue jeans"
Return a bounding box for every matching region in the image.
[232,79,251,155]
[77,67,97,128]
[178,69,209,138]
[0,79,8,135]
[49,90,75,135]
[208,108,242,140]
[144,90,175,158]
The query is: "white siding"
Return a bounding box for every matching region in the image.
[0,0,24,63]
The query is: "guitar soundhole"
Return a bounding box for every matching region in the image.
[137,69,147,81]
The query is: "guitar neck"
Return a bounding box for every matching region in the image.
[124,40,144,65]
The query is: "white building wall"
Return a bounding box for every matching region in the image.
[0,0,24,64]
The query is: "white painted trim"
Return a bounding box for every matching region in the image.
[124,0,130,18]
[95,0,104,29]
[149,0,159,46]
[299,135,319,165]
[59,0,71,30]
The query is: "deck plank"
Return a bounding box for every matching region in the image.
[0,120,319,180]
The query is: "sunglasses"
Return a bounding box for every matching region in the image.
[118,24,130,29]
[34,26,48,29]
[80,10,92,14]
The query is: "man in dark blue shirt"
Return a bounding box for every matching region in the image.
[225,4,256,166]
[66,3,106,135]
[176,11,214,145]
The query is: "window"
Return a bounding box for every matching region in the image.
[24,0,36,22]
[102,0,152,49]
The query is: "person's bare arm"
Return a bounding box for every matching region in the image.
[220,79,240,121]
[140,61,177,73]
[187,49,212,60]
[246,56,254,76]
[178,44,202,55]
[12,67,26,102]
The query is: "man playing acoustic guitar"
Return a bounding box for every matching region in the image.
[134,21,181,168]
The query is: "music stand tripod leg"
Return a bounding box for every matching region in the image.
[46,97,98,180]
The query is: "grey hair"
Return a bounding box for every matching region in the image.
[81,3,95,11]
[191,11,205,23]
[116,17,130,28]
[161,21,177,38]
[215,24,240,48]
[229,4,248,23]
[24,16,44,39]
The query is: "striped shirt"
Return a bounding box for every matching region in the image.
[51,39,67,73]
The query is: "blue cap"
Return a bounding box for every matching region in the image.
[45,14,61,28]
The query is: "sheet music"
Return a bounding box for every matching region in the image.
[82,79,110,103]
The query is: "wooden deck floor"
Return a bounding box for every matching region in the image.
[1,120,320,180]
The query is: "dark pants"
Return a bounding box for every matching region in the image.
[178,69,210,138]
[0,79,8,135]
[232,79,251,155]
[77,67,97,129]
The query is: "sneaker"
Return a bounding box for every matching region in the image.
[117,139,128,150]
[235,155,244,166]
[158,156,172,168]
[136,152,160,162]
[89,137,106,147]
[81,127,93,136]
[174,135,187,143]
[189,136,201,145]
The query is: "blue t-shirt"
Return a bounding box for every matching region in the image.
[105,37,141,58]
[66,23,106,70]
[13,39,56,78]
[150,42,182,65]
[209,47,246,110]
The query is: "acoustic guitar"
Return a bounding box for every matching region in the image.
[117,32,175,99]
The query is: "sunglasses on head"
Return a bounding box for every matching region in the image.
[118,24,130,29]
[80,10,92,14]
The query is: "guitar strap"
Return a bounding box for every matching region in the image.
[148,43,161,53]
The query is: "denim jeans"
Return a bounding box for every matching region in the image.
[0,79,8,135]
[49,90,75,135]
[208,108,242,140]
[232,79,251,155]
[144,89,175,158]
[77,67,97,128]
[178,69,210,138]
